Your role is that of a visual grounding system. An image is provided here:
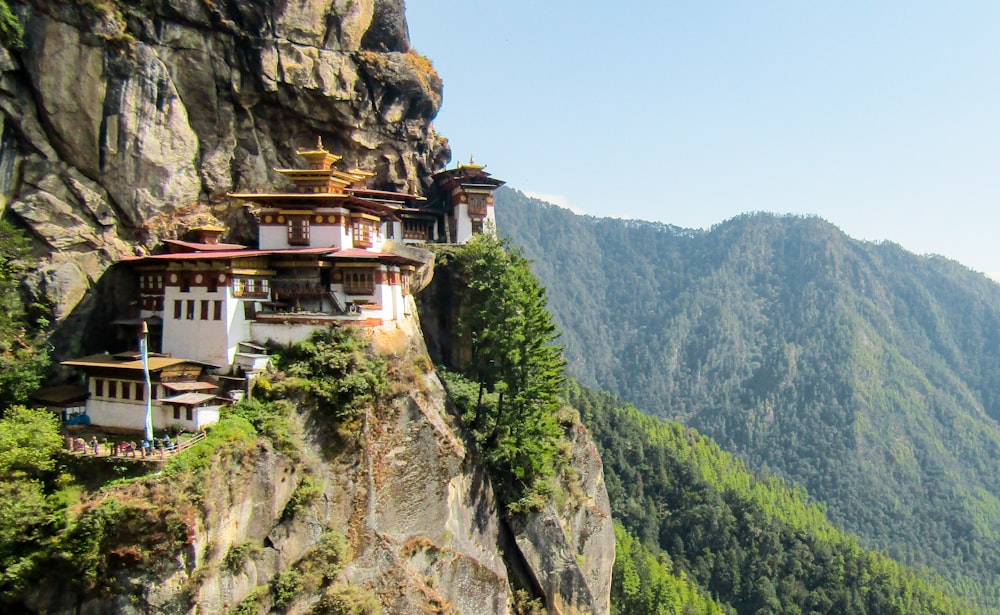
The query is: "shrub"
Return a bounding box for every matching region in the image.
[299,530,350,590]
[270,327,387,428]
[224,542,261,574]
[271,568,303,610]
[313,583,382,615]
[282,474,323,520]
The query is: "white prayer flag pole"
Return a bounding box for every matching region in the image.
[140,321,153,442]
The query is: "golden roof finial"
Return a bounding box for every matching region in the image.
[316,136,325,150]
[469,155,475,165]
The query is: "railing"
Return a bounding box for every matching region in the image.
[467,204,488,217]
[272,282,326,298]
[233,288,270,299]
[65,430,208,462]
[403,228,432,240]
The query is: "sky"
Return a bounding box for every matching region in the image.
[404,1,1000,279]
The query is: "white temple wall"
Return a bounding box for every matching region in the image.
[259,226,290,250]
[454,202,474,244]
[161,287,230,367]
[85,398,176,432]
[250,322,324,347]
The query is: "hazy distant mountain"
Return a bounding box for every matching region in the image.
[496,186,1000,603]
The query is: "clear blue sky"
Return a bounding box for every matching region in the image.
[405,1,1000,279]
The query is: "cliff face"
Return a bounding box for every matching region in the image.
[21,313,613,614]
[0,0,449,355]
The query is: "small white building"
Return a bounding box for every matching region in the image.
[60,353,224,432]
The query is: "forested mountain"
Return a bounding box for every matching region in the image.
[495,187,1000,607]
[571,381,972,614]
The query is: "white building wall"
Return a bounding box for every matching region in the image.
[259,226,290,250]
[250,322,326,347]
[193,406,221,430]
[454,202,474,244]
[310,225,344,249]
[485,205,497,235]
[225,292,255,368]
[85,399,182,432]
[161,286,229,367]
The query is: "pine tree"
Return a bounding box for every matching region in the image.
[450,234,566,508]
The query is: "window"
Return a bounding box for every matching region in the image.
[468,193,489,216]
[233,278,269,299]
[108,381,118,399]
[351,218,373,248]
[180,273,190,293]
[343,269,375,295]
[386,222,395,239]
[471,220,484,235]
[186,407,193,421]
[200,300,209,320]
[403,220,431,240]
[173,406,181,420]
[288,217,310,245]
[186,300,195,320]
[214,300,223,320]
[95,379,104,397]
[135,383,144,401]
[174,300,183,319]
[121,382,131,400]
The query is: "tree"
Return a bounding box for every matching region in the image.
[0,220,49,413]
[449,234,567,508]
[0,406,65,599]
[0,406,63,479]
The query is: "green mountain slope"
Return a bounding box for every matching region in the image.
[495,187,1000,606]
[571,381,973,614]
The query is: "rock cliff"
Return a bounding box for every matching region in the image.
[0,2,616,612]
[20,312,613,614]
[0,0,449,356]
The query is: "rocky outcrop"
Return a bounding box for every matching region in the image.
[0,0,449,356]
[512,420,615,615]
[18,313,613,614]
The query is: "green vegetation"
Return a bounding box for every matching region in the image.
[612,523,727,615]
[224,541,262,574]
[282,474,323,520]
[0,406,69,600]
[435,234,568,511]
[571,381,973,614]
[0,0,23,49]
[497,188,1000,608]
[0,401,265,606]
[0,220,50,412]
[311,583,381,615]
[262,326,387,432]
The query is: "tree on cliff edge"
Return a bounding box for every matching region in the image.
[450,234,566,509]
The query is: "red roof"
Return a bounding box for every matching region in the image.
[324,249,422,265]
[163,239,248,252]
[124,246,340,263]
[349,188,425,201]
